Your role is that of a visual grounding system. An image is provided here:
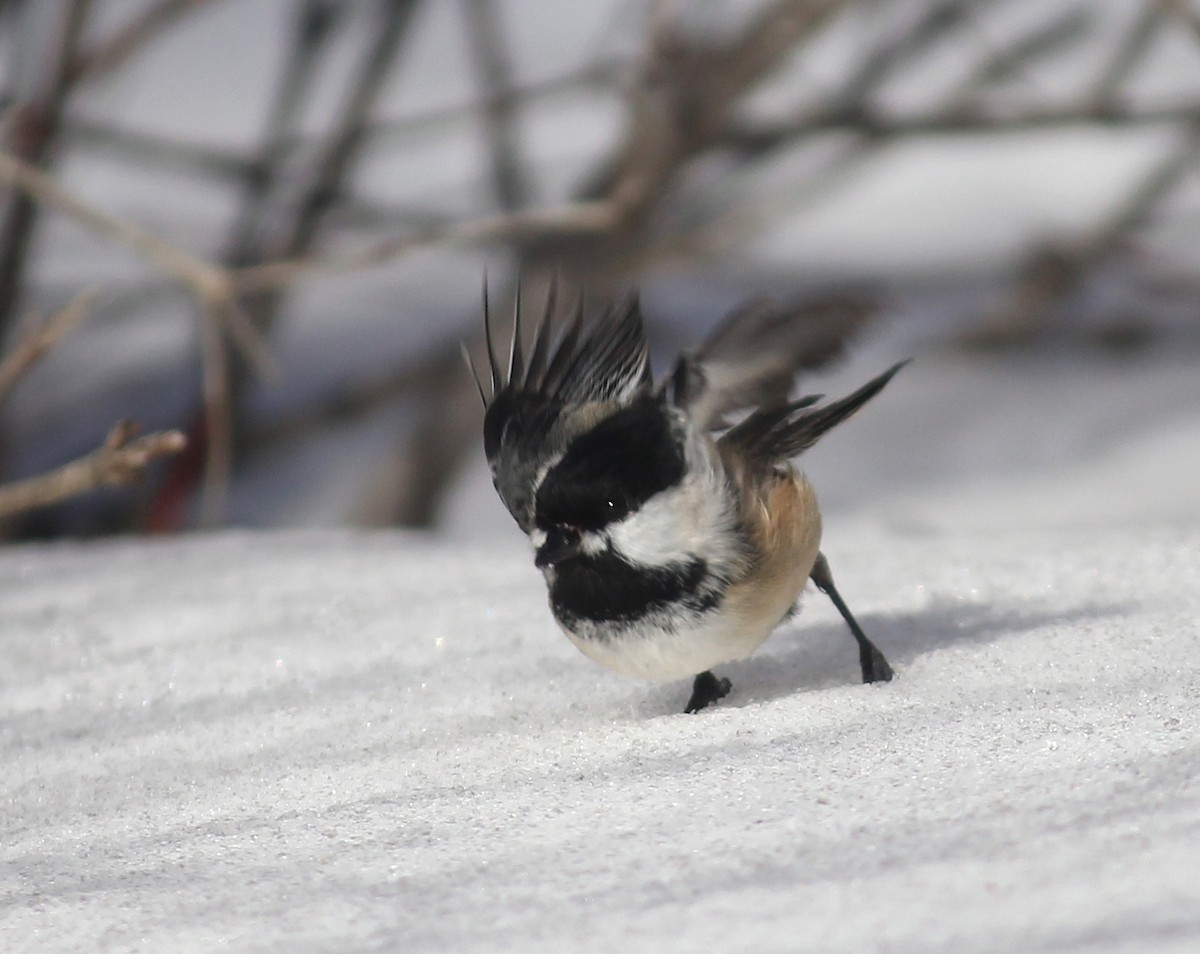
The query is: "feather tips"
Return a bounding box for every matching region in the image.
[665,295,874,430]
[476,279,652,410]
[721,360,909,465]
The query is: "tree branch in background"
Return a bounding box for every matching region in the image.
[0,149,271,519]
[462,0,531,214]
[966,124,1200,348]
[0,422,186,521]
[0,288,95,402]
[67,0,230,86]
[0,0,90,337]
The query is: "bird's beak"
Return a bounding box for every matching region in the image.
[535,526,582,568]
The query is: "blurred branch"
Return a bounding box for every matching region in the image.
[0,422,186,521]
[0,287,95,402]
[0,148,271,518]
[1092,5,1160,105]
[462,0,530,213]
[0,0,90,336]
[0,150,267,365]
[67,0,230,85]
[268,0,420,263]
[224,0,349,264]
[65,59,617,187]
[950,6,1092,109]
[967,124,1200,347]
[1160,0,1200,46]
[724,102,1200,151]
[232,199,618,291]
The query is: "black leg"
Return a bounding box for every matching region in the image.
[685,670,732,713]
[810,552,894,684]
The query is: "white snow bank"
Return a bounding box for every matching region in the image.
[3,524,1198,953]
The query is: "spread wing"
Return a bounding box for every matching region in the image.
[720,361,908,468]
[463,280,653,530]
[465,280,652,419]
[662,295,873,431]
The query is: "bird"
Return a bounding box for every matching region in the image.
[464,281,905,713]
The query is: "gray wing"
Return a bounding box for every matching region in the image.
[720,361,908,467]
[663,295,873,431]
[464,281,653,531]
[465,281,653,414]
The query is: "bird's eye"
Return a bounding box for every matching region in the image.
[604,497,630,518]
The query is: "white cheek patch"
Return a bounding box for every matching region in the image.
[607,476,730,568]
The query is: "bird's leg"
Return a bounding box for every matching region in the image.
[810,552,894,684]
[685,670,732,713]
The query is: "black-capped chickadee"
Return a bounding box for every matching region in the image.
[465,284,904,713]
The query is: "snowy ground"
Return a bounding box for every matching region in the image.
[4,441,1200,951]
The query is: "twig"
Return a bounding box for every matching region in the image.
[0,148,272,520]
[232,199,618,291]
[723,101,1200,150]
[0,422,186,520]
[967,123,1200,346]
[1091,5,1160,105]
[0,287,95,401]
[950,6,1092,110]
[224,0,348,264]
[462,0,530,213]
[67,0,229,85]
[0,149,269,368]
[0,0,90,336]
[271,0,421,262]
[198,301,232,525]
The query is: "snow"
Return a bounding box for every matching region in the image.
[5,3,1200,950]
[4,451,1200,951]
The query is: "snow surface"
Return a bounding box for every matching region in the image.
[3,517,1199,952]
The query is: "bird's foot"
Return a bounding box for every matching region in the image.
[685,670,732,713]
[862,646,894,683]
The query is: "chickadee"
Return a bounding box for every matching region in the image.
[465,284,904,713]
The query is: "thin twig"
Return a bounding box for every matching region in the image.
[224,0,348,264]
[0,149,269,368]
[271,0,421,262]
[967,123,1200,346]
[950,6,1092,110]
[0,0,91,336]
[1092,5,1161,105]
[231,199,619,291]
[198,301,232,525]
[0,422,186,520]
[0,287,96,401]
[462,0,530,213]
[722,101,1200,150]
[67,0,229,85]
[0,148,272,520]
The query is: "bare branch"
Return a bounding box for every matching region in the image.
[967,123,1200,347]
[232,199,619,291]
[224,0,348,263]
[951,7,1092,109]
[0,287,95,402]
[723,101,1200,152]
[1092,5,1160,105]
[68,0,230,85]
[0,148,274,521]
[1160,0,1200,47]
[462,0,531,213]
[0,149,270,370]
[0,0,90,333]
[0,423,186,521]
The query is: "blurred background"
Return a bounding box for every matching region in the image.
[1,0,1198,542]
